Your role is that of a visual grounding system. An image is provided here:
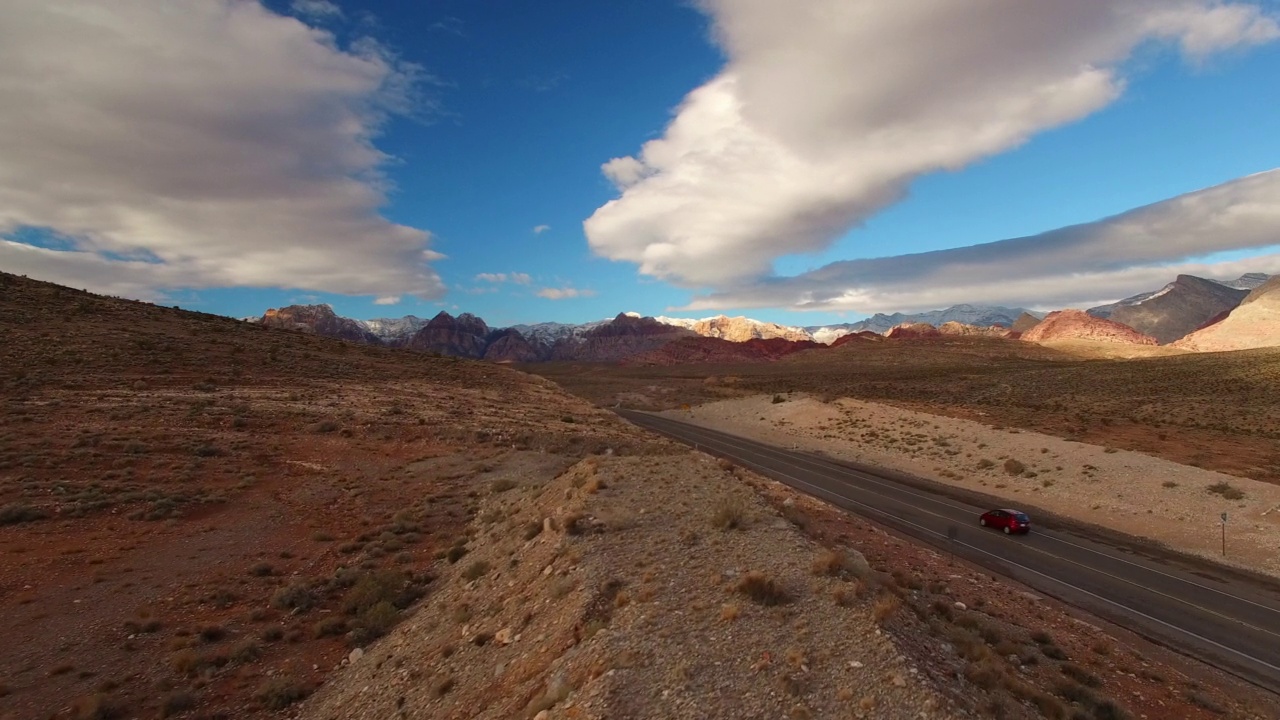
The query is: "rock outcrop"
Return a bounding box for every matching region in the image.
[657,315,812,342]
[1105,275,1249,344]
[886,322,942,339]
[482,328,551,363]
[1021,309,1157,346]
[404,312,491,358]
[1173,277,1280,352]
[259,305,382,345]
[937,321,1009,338]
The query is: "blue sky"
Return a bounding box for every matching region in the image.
[2,1,1279,328]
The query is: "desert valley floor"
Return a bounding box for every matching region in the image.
[4,272,1280,719]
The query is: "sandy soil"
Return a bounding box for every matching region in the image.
[665,395,1280,579]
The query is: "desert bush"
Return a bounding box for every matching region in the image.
[1061,662,1101,688]
[461,560,491,581]
[73,693,122,720]
[351,601,399,644]
[772,394,785,404]
[735,572,790,606]
[159,691,194,718]
[0,503,49,525]
[312,617,347,638]
[872,594,900,624]
[254,677,308,710]
[491,478,518,493]
[522,520,543,541]
[271,581,317,612]
[711,497,749,530]
[1206,482,1245,500]
[248,562,275,577]
[1002,458,1026,476]
[976,458,995,470]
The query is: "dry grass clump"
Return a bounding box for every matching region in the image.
[254,677,308,710]
[720,603,740,621]
[1206,481,1245,500]
[1002,458,1026,476]
[735,571,791,606]
[711,496,750,530]
[872,593,900,624]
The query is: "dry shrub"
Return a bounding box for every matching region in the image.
[254,677,308,710]
[872,594,900,624]
[735,572,791,606]
[1002,458,1026,476]
[720,603,740,621]
[711,496,750,530]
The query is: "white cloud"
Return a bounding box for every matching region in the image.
[374,295,400,305]
[0,0,443,301]
[585,0,1280,287]
[475,272,532,284]
[533,224,551,234]
[537,286,596,300]
[291,0,343,21]
[683,170,1280,313]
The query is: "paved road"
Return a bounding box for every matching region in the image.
[618,409,1280,694]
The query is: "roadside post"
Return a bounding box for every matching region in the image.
[1221,512,1227,556]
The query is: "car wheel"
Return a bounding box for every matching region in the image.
[1003,525,1012,534]
[979,518,987,527]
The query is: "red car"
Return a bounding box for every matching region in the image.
[979,509,1031,534]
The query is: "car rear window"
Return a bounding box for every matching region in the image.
[1014,513,1030,522]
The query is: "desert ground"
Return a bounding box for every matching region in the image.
[4,273,1279,719]
[662,394,1280,578]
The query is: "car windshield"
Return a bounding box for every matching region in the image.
[1014,513,1030,522]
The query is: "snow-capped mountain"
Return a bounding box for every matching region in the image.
[653,314,812,343]
[1210,272,1271,291]
[509,315,627,345]
[360,315,428,343]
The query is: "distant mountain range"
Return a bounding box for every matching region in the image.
[804,304,1037,342]
[253,271,1275,361]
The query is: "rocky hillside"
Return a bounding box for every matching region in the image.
[1174,277,1280,352]
[628,336,821,365]
[886,322,942,339]
[1021,309,1158,346]
[259,304,382,345]
[1104,275,1249,344]
[937,321,1009,338]
[1009,312,1042,337]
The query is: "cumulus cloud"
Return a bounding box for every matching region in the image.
[0,0,443,301]
[374,295,400,305]
[585,0,1279,287]
[683,170,1280,313]
[537,286,596,300]
[291,0,343,21]
[533,224,551,235]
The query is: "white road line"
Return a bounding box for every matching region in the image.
[647,415,1280,617]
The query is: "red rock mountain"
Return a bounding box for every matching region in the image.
[886,322,941,339]
[1020,309,1157,346]
[1173,277,1280,352]
[830,331,882,348]
[404,312,491,358]
[259,305,381,345]
[937,321,1009,338]
[1106,275,1249,344]
[1009,313,1043,337]
[550,313,697,362]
